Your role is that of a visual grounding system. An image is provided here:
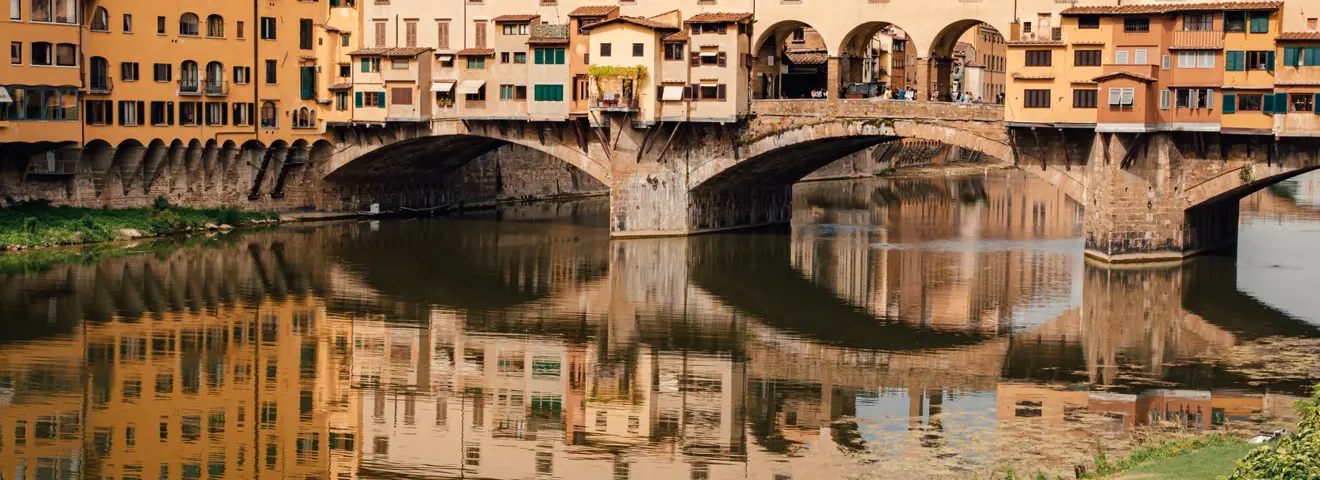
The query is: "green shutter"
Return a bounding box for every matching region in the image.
[1222,93,1236,114]
[361,59,369,72]
[554,48,565,65]
[300,66,315,100]
[1266,50,1275,71]
[1249,13,1268,33]
[1277,92,1289,113]
[1314,93,1320,115]
[355,92,363,108]
[1306,47,1320,66]
[378,92,385,108]
[329,0,338,6]
[1263,93,1275,113]
[534,49,544,64]
[1284,47,1299,67]
[1225,51,1243,71]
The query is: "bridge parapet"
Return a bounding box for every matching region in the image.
[751,99,1004,122]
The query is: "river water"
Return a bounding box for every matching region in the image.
[2,171,1318,479]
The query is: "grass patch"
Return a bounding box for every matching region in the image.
[0,197,277,249]
[1084,434,1244,479]
[1116,442,1260,479]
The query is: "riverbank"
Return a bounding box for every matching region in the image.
[0,199,278,251]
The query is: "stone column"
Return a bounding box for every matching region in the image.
[914,57,930,104]
[826,56,841,101]
[1083,133,1191,262]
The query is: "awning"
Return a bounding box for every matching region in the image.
[456,80,486,95]
[431,82,455,93]
[661,86,685,101]
[436,54,454,61]
[700,52,719,58]
[0,87,10,104]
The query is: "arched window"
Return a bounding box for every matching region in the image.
[90,7,109,31]
[205,61,224,94]
[293,107,315,128]
[260,101,277,128]
[179,13,199,36]
[206,14,223,37]
[180,60,199,92]
[90,56,109,91]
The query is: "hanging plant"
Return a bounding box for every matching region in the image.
[588,65,648,80]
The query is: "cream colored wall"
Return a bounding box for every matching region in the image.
[588,24,661,122]
[458,54,495,117]
[1004,45,1071,124]
[528,47,571,121]
[320,5,360,125]
[352,55,387,123]
[489,21,534,119]
[687,24,751,121]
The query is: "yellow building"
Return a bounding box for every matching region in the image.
[0,0,83,149]
[1274,32,1320,137]
[1005,13,1111,128]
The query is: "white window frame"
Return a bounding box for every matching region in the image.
[1134,49,1148,65]
[1160,90,1171,110]
[1197,51,1215,68]
[1115,50,1129,65]
[1162,55,1172,70]
[1178,51,1197,68]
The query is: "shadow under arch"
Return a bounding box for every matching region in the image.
[325,133,610,188]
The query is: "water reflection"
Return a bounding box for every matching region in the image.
[2,172,1318,479]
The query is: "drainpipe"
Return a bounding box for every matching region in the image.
[252,0,259,139]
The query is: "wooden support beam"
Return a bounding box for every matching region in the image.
[1119,133,1145,170]
[537,124,546,146]
[1008,129,1022,167]
[644,121,665,155]
[1031,127,1046,170]
[1059,129,1072,171]
[656,122,685,164]
[636,125,658,163]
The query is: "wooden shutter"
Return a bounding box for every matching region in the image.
[374,22,386,47]
[691,83,700,100]
[716,84,726,100]
[717,24,727,35]
[475,21,486,48]
[1276,92,1288,113]
[690,51,700,67]
[406,22,417,47]
[221,104,228,125]
[717,52,726,67]
[682,86,692,100]
[656,85,663,100]
[438,22,449,49]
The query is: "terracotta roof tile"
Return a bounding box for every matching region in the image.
[384,47,433,56]
[348,47,390,56]
[683,12,753,24]
[456,48,495,56]
[1092,71,1157,82]
[298,56,318,62]
[663,31,690,43]
[492,14,539,23]
[1006,40,1066,47]
[1277,32,1320,41]
[327,83,352,90]
[1011,73,1055,80]
[569,5,618,17]
[581,16,679,32]
[963,60,985,68]
[315,23,341,33]
[954,42,974,55]
[786,52,829,65]
[1062,1,1281,15]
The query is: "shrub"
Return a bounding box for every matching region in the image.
[152,195,171,211]
[1229,385,1320,479]
[145,208,182,234]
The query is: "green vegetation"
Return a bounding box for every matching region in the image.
[1117,442,1260,479]
[1082,435,1245,479]
[1229,385,1320,479]
[0,197,277,249]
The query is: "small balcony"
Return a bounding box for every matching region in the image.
[1172,30,1224,50]
[87,75,113,94]
[204,79,229,97]
[178,79,202,96]
[591,93,639,112]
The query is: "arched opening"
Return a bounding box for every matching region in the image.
[89,7,109,32]
[928,20,1007,104]
[206,14,224,38]
[180,60,199,93]
[752,21,830,100]
[89,57,110,92]
[179,13,199,37]
[837,22,916,100]
[205,61,224,94]
[259,102,277,128]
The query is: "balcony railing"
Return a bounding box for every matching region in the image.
[87,75,113,94]
[178,79,202,96]
[204,79,229,96]
[1172,30,1224,50]
[591,93,639,112]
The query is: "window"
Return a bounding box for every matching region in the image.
[1073,89,1097,108]
[1022,22,1032,33]
[157,16,166,34]
[1134,49,1147,64]
[1292,93,1314,112]
[1107,87,1135,107]
[360,57,380,72]
[207,15,223,37]
[474,20,486,48]
[391,58,408,69]
[500,52,509,63]
[118,100,141,126]
[466,56,484,69]
[1248,12,1269,33]
[501,23,528,35]
[180,13,199,36]
[665,43,684,61]
[237,21,245,39]
[31,42,52,65]
[55,43,75,66]
[338,64,350,77]
[1115,50,1129,65]
[90,7,109,31]
[1160,89,1172,110]
[123,14,132,33]
[150,101,167,125]
[696,84,726,101]
[632,43,643,57]
[85,100,112,124]
[9,0,18,20]
[179,101,198,125]
[205,102,225,125]
[533,84,563,101]
[259,101,276,128]
[264,59,277,84]
[233,66,249,84]
[1184,13,1213,31]
[1225,12,1246,32]
[464,85,485,101]
[260,17,276,40]
[1074,50,1101,66]
[10,42,20,65]
[121,62,139,81]
[437,21,450,49]
[299,65,315,99]
[600,43,611,57]
[1238,94,1262,111]
[292,107,314,128]
[499,84,516,100]
[342,33,350,47]
[374,21,386,46]
[514,52,526,63]
[1245,50,1273,70]
[1024,50,1052,67]
[1124,18,1150,33]
[533,48,563,65]
[405,21,417,47]
[336,92,348,111]
[1023,89,1051,108]
[180,60,199,90]
[1178,51,1216,68]
[299,19,313,49]
[233,103,252,126]
[1078,15,1100,29]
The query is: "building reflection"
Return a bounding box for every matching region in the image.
[1,174,1318,479]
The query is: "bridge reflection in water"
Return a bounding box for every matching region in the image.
[1,172,1317,480]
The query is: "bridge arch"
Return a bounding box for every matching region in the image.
[753,20,832,100]
[927,20,1007,103]
[836,22,921,96]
